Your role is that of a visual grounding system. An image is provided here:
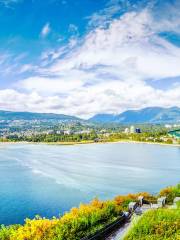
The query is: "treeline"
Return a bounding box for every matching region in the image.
[4,132,98,143]
[0,184,179,240]
[1,129,177,145]
[104,131,174,144]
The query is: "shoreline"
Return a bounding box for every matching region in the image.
[0,139,179,147]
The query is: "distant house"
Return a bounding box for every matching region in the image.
[56,130,64,135]
[124,128,129,134]
[64,130,74,135]
[165,124,172,128]
[135,128,141,133]
[130,125,135,133]
[75,130,91,134]
[44,130,54,135]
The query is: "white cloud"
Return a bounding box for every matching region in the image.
[0,83,180,119]
[43,10,180,81]
[41,23,51,38]
[151,0,180,34]
[0,89,64,113]
[17,75,84,94]
[87,0,129,28]
[2,6,180,117]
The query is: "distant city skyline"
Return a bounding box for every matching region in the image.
[0,0,180,118]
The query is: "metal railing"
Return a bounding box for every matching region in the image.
[80,199,152,240]
[80,214,128,240]
[80,208,136,240]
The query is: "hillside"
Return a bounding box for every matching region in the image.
[0,106,180,124]
[89,107,180,124]
[0,110,80,122]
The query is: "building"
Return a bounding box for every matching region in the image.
[56,130,64,135]
[165,124,172,128]
[135,128,141,133]
[130,125,135,134]
[64,130,74,135]
[43,130,54,135]
[75,130,91,134]
[124,128,129,134]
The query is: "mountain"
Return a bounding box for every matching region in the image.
[0,107,179,124]
[88,114,117,123]
[0,110,80,122]
[89,107,180,124]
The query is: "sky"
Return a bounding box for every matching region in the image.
[0,0,180,118]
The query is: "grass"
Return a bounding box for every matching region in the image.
[124,209,180,240]
[123,184,180,239]
[123,207,180,240]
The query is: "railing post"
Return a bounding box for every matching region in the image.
[157,197,166,207]
[138,196,144,207]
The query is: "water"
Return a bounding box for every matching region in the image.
[0,142,179,225]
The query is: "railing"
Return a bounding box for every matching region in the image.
[80,214,128,240]
[142,199,157,204]
[80,200,149,240]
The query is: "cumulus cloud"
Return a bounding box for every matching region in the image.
[0,83,180,118]
[1,2,180,118]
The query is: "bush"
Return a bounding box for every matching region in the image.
[0,199,124,240]
[159,184,180,204]
[0,185,179,240]
[124,208,180,240]
[0,225,20,240]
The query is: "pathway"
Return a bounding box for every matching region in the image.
[106,204,152,240]
[106,219,132,240]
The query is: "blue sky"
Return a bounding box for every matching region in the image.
[0,0,180,118]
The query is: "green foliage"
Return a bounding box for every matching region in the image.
[5,132,98,143]
[124,184,180,240]
[0,192,144,240]
[124,208,180,240]
[0,186,179,240]
[104,131,171,144]
[0,225,20,240]
[159,184,180,204]
[2,124,177,146]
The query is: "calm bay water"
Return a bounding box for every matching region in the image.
[0,142,179,225]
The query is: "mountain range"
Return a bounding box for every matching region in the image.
[0,107,179,124]
[0,110,80,121]
[89,107,180,124]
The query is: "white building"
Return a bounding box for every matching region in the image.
[124,128,129,134]
[165,124,172,128]
[130,125,135,134]
[56,130,64,135]
[64,130,73,135]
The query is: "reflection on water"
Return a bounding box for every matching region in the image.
[0,143,179,225]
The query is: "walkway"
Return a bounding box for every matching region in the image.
[106,204,152,240]
[106,219,131,240]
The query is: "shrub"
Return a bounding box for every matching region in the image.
[0,225,20,240]
[53,199,122,240]
[159,184,180,204]
[8,217,58,240]
[0,185,179,240]
[0,199,123,240]
[124,208,180,240]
